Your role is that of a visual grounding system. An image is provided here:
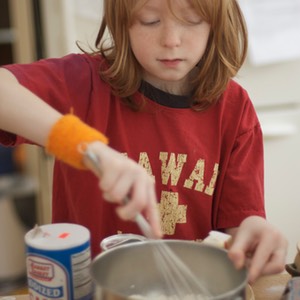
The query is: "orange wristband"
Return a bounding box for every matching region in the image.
[45,114,108,169]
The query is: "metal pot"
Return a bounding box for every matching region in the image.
[91,239,247,299]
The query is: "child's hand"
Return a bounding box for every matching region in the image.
[226,216,288,283]
[83,141,162,239]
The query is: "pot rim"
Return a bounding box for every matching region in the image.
[91,240,248,299]
[100,233,147,251]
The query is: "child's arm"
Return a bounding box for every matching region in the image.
[0,68,61,146]
[0,68,162,238]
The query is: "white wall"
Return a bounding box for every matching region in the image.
[237,59,300,107]
[40,0,102,58]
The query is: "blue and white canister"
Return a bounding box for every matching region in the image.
[25,223,93,300]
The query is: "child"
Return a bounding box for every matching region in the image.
[0,0,287,283]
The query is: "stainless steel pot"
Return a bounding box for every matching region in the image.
[91,240,247,300]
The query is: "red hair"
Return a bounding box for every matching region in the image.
[93,0,248,111]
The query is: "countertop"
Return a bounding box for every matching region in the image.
[250,272,290,299]
[0,272,291,300]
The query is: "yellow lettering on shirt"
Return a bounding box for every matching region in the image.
[138,152,155,180]
[204,163,219,196]
[158,191,187,235]
[124,151,219,196]
[184,159,205,191]
[160,152,187,185]
[183,160,219,195]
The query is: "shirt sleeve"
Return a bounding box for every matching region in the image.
[213,90,266,230]
[0,54,95,146]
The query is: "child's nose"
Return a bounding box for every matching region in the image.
[160,23,181,48]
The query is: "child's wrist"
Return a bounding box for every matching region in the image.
[45,114,108,169]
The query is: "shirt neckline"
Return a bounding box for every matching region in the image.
[139,81,192,109]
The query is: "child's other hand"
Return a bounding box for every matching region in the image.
[226,216,288,284]
[83,141,162,239]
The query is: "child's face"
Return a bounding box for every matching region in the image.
[129,0,210,93]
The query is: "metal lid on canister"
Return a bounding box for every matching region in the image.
[25,223,90,250]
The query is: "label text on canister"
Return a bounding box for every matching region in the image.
[27,255,69,299]
[28,278,64,297]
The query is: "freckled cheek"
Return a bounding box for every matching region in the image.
[189,35,209,56]
[130,33,155,61]
[130,42,144,61]
[132,48,153,68]
[130,27,155,45]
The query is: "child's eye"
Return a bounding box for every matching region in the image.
[187,19,203,25]
[140,20,160,26]
[184,16,203,25]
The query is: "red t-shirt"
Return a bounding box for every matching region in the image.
[1,54,265,257]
